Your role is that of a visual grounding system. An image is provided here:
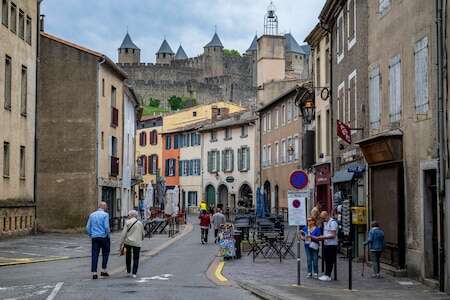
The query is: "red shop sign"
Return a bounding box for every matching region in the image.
[337,120,352,144]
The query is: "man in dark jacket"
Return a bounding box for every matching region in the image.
[364,221,385,278]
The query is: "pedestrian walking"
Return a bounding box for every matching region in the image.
[119,210,145,278]
[317,211,338,281]
[300,217,321,279]
[199,209,211,244]
[86,201,111,280]
[212,208,226,243]
[364,221,385,278]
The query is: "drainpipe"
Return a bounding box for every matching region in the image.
[436,0,447,292]
[34,0,44,234]
[96,56,106,205]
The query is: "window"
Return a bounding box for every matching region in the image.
[274,142,279,165]
[222,149,234,172]
[267,112,271,131]
[111,86,118,127]
[240,125,248,137]
[2,0,8,27]
[173,134,179,149]
[389,55,401,123]
[208,151,220,173]
[336,10,344,63]
[287,137,294,162]
[101,132,104,149]
[379,0,390,17]
[317,114,322,156]
[139,131,147,146]
[193,159,201,175]
[262,114,266,133]
[224,127,232,140]
[165,135,171,150]
[369,65,381,129]
[165,159,176,176]
[281,140,286,163]
[193,111,197,117]
[18,9,23,39]
[9,2,15,33]
[316,56,321,86]
[20,146,25,178]
[210,130,217,142]
[188,191,198,206]
[267,144,272,165]
[150,130,158,145]
[149,154,158,175]
[3,142,9,177]
[102,79,105,97]
[275,109,279,128]
[4,55,11,110]
[111,86,117,107]
[337,82,345,123]
[294,136,300,160]
[282,105,286,125]
[238,146,250,171]
[111,136,118,157]
[325,48,330,84]
[287,101,293,122]
[25,15,31,45]
[415,36,429,113]
[20,66,27,116]
[262,145,267,167]
[347,0,356,49]
[348,70,357,127]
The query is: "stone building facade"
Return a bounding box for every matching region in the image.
[0,0,40,237]
[37,32,132,231]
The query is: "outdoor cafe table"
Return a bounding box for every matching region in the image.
[261,232,283,262]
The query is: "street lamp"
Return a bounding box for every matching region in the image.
[294,87,315,124]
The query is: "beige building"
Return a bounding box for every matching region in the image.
[356,0,439,285]
[305,24,333,212]
[37,32,128,231]
[0,0,40,237]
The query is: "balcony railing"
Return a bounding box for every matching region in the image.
[111,107,119,127]
[111,156,119,177]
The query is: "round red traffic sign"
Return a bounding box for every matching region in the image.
[290,170,308,190]
[292,199,301,208]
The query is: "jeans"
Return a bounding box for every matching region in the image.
[305,246,319,274]
[201,228,209,243]
[91,237,110,273]
[323,245,337,277]
[371,251,382,274]
[214,229,219,241]
[125,244,141,275]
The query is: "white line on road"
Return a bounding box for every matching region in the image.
[46,282,64,300]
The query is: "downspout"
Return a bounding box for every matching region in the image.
[96,56,106,205]
[34,0,43,234]
[436,0,447,292]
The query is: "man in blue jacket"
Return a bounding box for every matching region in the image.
[86,201,111,279]
[364,221,385,278]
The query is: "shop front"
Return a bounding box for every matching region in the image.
[357,130,405,269]
[314,163,332,213]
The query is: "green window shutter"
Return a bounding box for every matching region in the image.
[207,152,212,172]
[221,150,226,172]
[230,150,234,172]
[238,148,242,171]
[216,151,221,172]
[246,148,250,171]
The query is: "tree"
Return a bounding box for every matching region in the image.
[168,96,184,111]
[224,49,241,57]
[148,97,160,108]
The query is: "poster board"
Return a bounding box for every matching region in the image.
[288,190,308,226]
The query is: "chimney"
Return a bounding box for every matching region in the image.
[39,14,45,32]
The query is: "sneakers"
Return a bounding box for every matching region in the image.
[306,273,312,278]
[313,273,319,279]
[100,272,110,277]
[92,274,98,280]
[318,275,332,281]
[132,274,137,278]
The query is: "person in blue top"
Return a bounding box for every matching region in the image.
[300,217,321,279]
[364,221,385,278]
[86,201,111,280]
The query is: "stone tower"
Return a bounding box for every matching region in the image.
[246,35,258,87]
[257,3,285,86]
[118,32,140,64]
[175,45,188,60]
[284,33,309,79]
[156,39,175,65]
[203,32,224,77]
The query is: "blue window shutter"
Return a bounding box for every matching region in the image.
[165,159,169,176]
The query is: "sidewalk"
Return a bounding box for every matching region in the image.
[0,225,185,266]
[223,242,450,300]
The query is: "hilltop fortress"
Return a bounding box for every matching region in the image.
[116,9,310,108]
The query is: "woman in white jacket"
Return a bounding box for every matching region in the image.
[120,210,145,278]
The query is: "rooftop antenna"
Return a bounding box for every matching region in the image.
[264,1,278,35]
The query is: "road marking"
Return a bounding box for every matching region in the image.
[0,256,69,266]
[46,282,64,300]
[137,274,173,283]
[214,261,228,282]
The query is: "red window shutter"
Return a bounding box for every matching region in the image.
[144,132,147,146]
[154,131,158,145]
[142,155,147,174]
[139,132,143,146]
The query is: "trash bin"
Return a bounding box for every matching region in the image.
[234,230,242,259]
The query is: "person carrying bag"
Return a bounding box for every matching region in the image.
[119,210,145,278]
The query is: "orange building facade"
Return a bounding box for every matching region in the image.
[161,133,180,187]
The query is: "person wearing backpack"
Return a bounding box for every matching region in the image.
[119,210,145,278]
[364,221,385,278]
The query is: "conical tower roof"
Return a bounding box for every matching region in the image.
[246,35,257,52]
[175,45,188,60]
[156,39,174,54]
[119,32,139,50]
[284,33,306,54]
[204,32,223,48]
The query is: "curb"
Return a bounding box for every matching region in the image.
[237,281,308,300]
[206,256,233,286]
[0,224,193,268]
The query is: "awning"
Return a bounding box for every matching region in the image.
[331,169,354,183]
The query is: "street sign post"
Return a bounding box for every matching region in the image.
[288,190,308,286]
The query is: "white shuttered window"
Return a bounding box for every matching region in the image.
[369,65,381,129]
[389,55,401,123]
[415,36,429,113]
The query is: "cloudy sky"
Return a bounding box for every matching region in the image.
[41,0,326,63]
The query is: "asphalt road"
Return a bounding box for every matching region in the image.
[0,224,258,300]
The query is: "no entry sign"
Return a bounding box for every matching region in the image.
[290,170,309,190]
